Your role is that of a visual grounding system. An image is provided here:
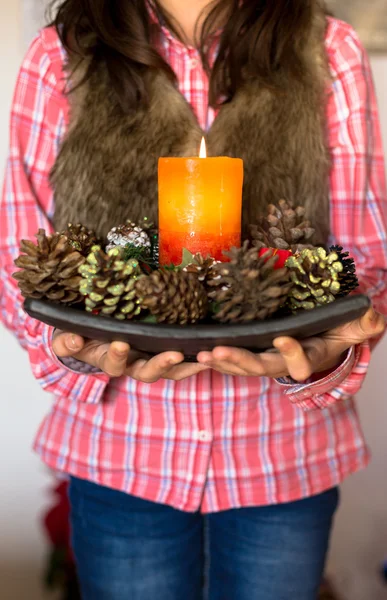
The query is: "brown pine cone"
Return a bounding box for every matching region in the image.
[135,269,208,324]
[208,243,292,323]
[59,223,99,256]
[79,246,143,319]
[286,247,343,310]
[13,229,85,304]
[250,199,316,252]
[183,253,220,289]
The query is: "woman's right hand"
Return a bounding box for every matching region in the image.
[52,331,209,382]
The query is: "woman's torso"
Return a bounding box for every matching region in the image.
[33,20,368,512]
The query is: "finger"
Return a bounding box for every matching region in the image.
[162,362,210,381]
[199,348,291,378]
[331,307,385,343]
[353,307,385,339]
[254,350,289,378]
[273,337,313,382]
[52,331,85,358]
[97,342,131,377]
[198,358,247,376]
[197,348,250,375]
[75,340,131,376]
[197,347,265,376]
[126,351,185,383]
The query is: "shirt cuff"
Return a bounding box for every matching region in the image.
[42,324,109,389]
[277,344,370,410]
[59,355,104,374]
[50,328,104,374]
[276,347,354,388]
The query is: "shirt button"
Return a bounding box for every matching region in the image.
[196,430,212,442]
[189,57,199,69]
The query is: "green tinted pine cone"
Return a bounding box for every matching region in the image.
[329,245,359,297]
[79,246,143,320]
[286,247,343,310]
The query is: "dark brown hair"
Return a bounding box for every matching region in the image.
[49,0,322,111]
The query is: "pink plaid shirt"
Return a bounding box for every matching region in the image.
[1,17,387,512]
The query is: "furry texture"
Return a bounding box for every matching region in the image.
[52,5,331,243]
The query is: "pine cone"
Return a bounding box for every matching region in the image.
[106,221,151,253]
[330,245,359,297]
[208,243,292,323]
[13,229,85,304]
[79,246,143,319]
[135,270,208,324]
[59,223,99,256]
[250,199,316,252]
[286,247,343,310]
[183,253,220,289]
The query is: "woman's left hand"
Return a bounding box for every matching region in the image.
[196,307,385,382]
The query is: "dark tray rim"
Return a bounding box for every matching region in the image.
[24,294,371,341]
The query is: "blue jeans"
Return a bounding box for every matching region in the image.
[69,477,339,600]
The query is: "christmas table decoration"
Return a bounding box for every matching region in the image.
[15,206,368,357]
[14,138,366,355]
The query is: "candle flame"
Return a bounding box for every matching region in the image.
[199,137,207,158]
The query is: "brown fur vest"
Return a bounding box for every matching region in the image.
[52,7,331,243]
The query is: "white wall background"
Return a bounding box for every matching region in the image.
[327,57,387,600]
[0,2,54,599]
[0,2,386,600]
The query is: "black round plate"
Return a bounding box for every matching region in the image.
[24,295,370,360]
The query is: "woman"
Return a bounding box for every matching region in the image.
[1,0,386,598]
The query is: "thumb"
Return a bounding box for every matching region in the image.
[52,330,85,358]
[349,307,385,341]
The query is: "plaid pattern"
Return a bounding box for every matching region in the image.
[1,18,387,513]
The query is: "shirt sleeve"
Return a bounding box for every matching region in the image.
[280,23,387,411]
[0,32,109,403]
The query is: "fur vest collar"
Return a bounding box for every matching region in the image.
[52,6,331,244]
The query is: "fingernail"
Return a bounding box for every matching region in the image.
[168,358,180,366]
[115,348,128,357]
[67,334,81,350]
[113,343,129,356]
[277,341,292,353]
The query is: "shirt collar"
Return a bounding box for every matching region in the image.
[146,0,221,53]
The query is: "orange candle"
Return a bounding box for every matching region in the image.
[158,138,243,265]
